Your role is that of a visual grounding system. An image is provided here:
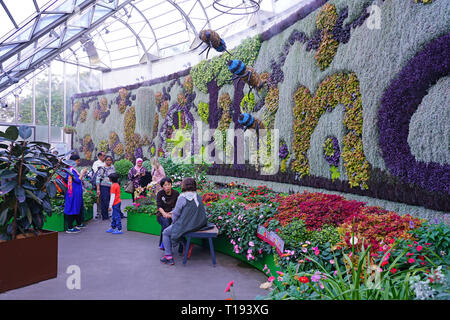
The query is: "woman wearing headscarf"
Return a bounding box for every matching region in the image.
[128,158,147,202]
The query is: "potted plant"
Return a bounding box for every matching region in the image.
[125,201,160,235]
[0,125,74,293]
[63,125,77,134]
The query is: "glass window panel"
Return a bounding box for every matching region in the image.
[0,94,15,123]
[34,14,64,34]
[35,68,49,125]
[0,6,16,33]
[3,0,36,27]
[91,6,112,25]
[79,66,101,92]
[51,60,64,127]
[18,78,33,124]
[65,62,78,125]
[34,124,48,142]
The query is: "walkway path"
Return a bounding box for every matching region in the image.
[0,203,268,300]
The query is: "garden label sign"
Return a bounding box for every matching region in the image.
[257,225,284,255]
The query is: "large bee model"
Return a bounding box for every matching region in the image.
[193,30,231,59]
[227,60,265,97]
[238,113,265,132]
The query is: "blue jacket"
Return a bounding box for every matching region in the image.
[64,167,84,215]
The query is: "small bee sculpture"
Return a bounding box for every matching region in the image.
[193,29,231,59]
[227,60,265,98]
[238,113,265,132]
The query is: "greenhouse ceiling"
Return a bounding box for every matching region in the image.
[0,0,307,95]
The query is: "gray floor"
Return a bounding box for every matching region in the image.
[0,202,269,300]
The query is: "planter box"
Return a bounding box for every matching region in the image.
[84,206,93,221]
[0,230,58,293]
[42,213,65,232]
[127,213,161,236]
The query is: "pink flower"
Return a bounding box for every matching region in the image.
[416,245,423,252]
[227,212,231,216]
[225,280,234,292]
[314,249,320,256]
[206,203,211,206]
[218,216,222,220]
[249,241,254,247]
[329,260,335,264]
[268,276,275,282]
[230,196,235,200]
[263,264,268,271]
[408,258,415,264]
[238,192,242,196]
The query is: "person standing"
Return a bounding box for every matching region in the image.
[96,155,116,220]
[156,177,179,250]
[106,173,123,234]
[64,154,88,233]
[92,152,105,219]
[151,157,166,194]
[128,158,147,202]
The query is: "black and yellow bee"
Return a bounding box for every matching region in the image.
[193,29,231,59]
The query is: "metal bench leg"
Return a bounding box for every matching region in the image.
[208,238,216,267]
[183,236,191,266]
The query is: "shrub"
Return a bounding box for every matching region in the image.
[265,192,365,230]
[201,192,220,203]
[339,207,424,253]
[114,158,133,180]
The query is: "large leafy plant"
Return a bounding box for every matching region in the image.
[0,125,74,241]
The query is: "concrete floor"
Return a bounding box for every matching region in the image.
[0,203,269,300]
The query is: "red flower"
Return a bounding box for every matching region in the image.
[298,276,309,283]
[408,258,415,264]
[390,268,397,274]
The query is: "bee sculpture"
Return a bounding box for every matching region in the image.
[227,60,265,98]
[193,29,231,59]
[238,113,265,132]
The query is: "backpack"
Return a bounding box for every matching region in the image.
[86,168,100,189]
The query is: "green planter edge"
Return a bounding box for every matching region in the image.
[43,206,94,232]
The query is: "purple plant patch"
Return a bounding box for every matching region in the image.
[378,33,450,194]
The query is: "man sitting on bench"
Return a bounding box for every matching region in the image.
[160,177,208,265]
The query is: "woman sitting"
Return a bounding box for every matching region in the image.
[156,177,179,250]
[160,177,207,265]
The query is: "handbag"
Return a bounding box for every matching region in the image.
[124,180,135,194]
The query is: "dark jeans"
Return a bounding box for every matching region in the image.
[111,203,122,231]
[157,215,172,246]
[100,185,111,220]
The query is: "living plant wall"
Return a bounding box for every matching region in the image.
[71,0,449,214]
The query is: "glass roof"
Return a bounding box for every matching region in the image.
[0,0,309,94]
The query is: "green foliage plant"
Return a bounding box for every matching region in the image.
[0,125,74,240]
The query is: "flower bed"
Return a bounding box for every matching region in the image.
[200,181,449,300]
